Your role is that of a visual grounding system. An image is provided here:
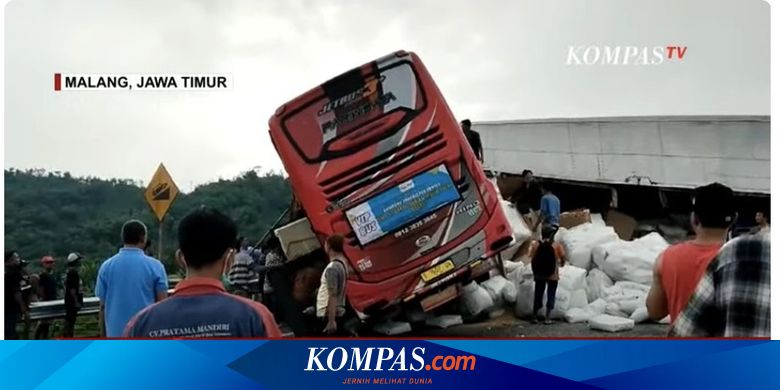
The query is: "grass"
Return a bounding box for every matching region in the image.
[14,314,100,339]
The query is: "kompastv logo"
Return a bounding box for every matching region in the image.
[304,347,476,372]
[566,45,688,65]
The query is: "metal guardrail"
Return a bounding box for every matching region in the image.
[28,297,101,321]
[27,278,181,321]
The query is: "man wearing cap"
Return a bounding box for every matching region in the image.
[63,253,84,337]
[646,182,736,325]
[34,256,59,339]
[96,220,169,337]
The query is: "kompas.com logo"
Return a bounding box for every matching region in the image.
[304,347,477,372]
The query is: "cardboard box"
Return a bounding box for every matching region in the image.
[605,209,638,240]
[559,209,592,229]
[496,175,525,200]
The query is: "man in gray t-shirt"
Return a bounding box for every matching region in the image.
[316,235,348,334]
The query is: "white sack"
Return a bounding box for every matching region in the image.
[559,265,587,291]
[514,280,536,318]
[592,233,669,284]
[565,308,591,323]
[618,294,647,315]
[570,289,589,309]
[425,315,463,329]
[588,315,635,332]
[481,275,510,306]
[500,200,532,246]
[459,281,493,317]
[606,302,629,318]
[614,281,651,293]
[560,223,620,269]
[586,298,608,317]
[502,280,518,304]
[586,269,614,302]
[503,260,522,274]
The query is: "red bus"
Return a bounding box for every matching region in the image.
[268,50,512,316]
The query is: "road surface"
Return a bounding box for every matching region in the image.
[379,312,669,338]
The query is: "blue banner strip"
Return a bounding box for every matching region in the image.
[0,340,776,389]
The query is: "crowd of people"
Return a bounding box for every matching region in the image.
[4,205,360,339]
[646,183,771,337]
[504,171,771,336]
[4,250,86,339]
[3,119,772,339]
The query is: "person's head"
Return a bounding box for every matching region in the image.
[324,234,345,258]
[264,235,281,255]
[541,225,558,242]
[755,210,770,226]
[121,219,148,247]
[538,180,550,194]
[176,208,238,278]
[460,119,472,132]
[40,255,55,270]
[521,169,534,181]
[66,252,83,268]
[691,182,735,233]
[236,236,249,251]
[144,240,154,255]
[5,251,20,267]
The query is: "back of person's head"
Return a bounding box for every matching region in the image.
[537,180,548,193]
[5,250,17,264]
[122,220,148,245]
[264,235,281,252]
[325,234,345,254]
[460,119,471,129]
[178,208,237,269]
[692,182,735,229]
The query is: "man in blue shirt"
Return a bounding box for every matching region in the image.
[96,220,168,337]
[124,208,281,338]
[533,181,561,233]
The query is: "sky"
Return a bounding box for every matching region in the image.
[4,0,769,192]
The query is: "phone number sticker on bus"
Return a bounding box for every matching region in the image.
[394,213,438,239]
[346,165,460,245]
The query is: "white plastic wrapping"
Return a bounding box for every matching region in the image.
[459,281,493,317]
[565,308,591,323]
[588,315,635,332]
[586,268,614,302]
[559,265,588,291]
[559,223,620,269]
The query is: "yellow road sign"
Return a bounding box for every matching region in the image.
[144,163,179,222]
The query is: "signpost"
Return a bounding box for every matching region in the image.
[144,163,180,259]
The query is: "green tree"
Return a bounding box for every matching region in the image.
[4,168,291,290]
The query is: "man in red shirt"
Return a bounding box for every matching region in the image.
[646,183,735,325]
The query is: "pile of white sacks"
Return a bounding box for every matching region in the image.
[459,201,672,332]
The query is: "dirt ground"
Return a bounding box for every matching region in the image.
[399,311,669,338]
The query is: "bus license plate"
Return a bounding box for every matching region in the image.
[420,260,455,282]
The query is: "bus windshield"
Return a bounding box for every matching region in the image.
[281,61,426,163]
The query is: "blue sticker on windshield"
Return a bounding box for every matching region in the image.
[346,165,460,245]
